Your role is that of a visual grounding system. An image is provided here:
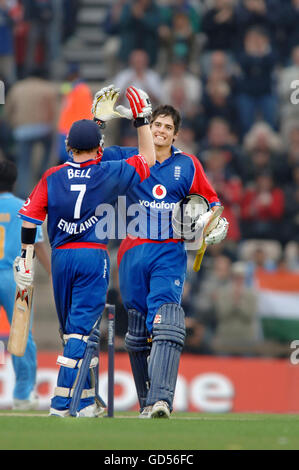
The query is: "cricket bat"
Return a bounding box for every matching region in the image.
[8,245,34,357]
[193,206,224,272]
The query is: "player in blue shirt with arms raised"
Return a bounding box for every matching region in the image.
[14,87,155,417]
[92,85,229,418]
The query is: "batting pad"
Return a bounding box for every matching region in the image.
[125,309,151,411]
[146,303,186,411]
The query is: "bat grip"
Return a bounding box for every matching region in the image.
[25,244,34,271]
[192,206,224,272]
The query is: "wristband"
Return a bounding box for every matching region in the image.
[133,117,149,128]
[21,226,37,245]
[93,117,106,129]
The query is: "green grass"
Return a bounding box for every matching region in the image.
[0,411,298,450]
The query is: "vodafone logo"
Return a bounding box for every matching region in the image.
[152,184,167,200]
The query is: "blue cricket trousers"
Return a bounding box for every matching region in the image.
[118,238,187,333]
[50,246,109,411]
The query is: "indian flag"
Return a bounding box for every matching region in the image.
[256,270,299,342]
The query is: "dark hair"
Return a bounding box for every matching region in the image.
[0,159,17,192]
[151,105,181,134]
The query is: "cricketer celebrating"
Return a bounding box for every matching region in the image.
[15,89,155,417]
[0,160,51,410]
[92,85,229,418]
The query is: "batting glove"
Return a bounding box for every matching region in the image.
[13,256,34,291]
[126,86,152,120]
[205,217,229,245]
[187,210,213,241]
[92,84,131,123]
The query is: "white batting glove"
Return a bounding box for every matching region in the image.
[92,84,131,122]
[190,211,213,240]
[13,256,34,292]
[125,86,152,120]
[205,217,229,245]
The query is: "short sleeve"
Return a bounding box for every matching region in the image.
[125,154,150,183]
[18,175,48,225]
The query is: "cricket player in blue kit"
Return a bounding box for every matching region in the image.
[0,160,51,409]
[15,92,155,417]
[92,85,229,418]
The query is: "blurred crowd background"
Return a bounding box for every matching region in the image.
[1,0,299,357]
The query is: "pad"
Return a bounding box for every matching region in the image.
[69,325,106,416]
[146,303,185,411]
[125,309,151,411]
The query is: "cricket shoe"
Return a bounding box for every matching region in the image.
[138,406,153,419]
[49,403,105,418]
[77,403,105,418]
[49,408,70,417]
[13,391,39,411]
[150,400,170,419]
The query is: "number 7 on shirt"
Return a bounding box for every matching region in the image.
[71,184,86,219]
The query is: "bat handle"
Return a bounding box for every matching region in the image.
[193,243,206,272]
[25,244,34,271]
[193,206,224,272]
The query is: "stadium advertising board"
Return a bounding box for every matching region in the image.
[1,352,299,412]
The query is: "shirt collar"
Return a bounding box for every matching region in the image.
[65,159,98,168]
[155,145,182,166]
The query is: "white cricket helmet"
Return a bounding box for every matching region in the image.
[172,193,210,241]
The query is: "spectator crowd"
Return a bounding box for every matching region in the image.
[1,0,299,357]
